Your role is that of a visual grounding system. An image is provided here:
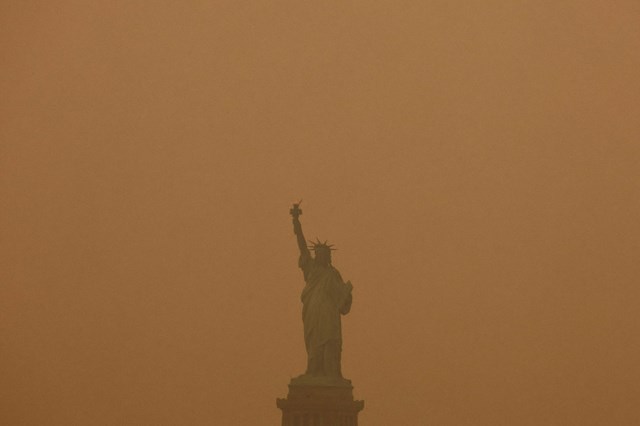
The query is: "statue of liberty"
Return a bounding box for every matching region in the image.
[290,203,353,385]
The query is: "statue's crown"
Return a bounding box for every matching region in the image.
[307,238,336,251]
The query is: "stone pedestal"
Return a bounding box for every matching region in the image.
[276,379,364,426]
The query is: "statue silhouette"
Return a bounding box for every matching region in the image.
[290,203,353,385]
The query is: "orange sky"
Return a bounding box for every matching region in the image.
[2,2,639,425]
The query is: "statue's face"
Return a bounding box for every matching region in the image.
[314,248,331,266]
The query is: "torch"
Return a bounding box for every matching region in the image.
[290,200,303,219]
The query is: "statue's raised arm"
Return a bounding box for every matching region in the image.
[290,202,309,257]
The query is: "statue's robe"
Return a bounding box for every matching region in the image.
[299,253,353,375]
